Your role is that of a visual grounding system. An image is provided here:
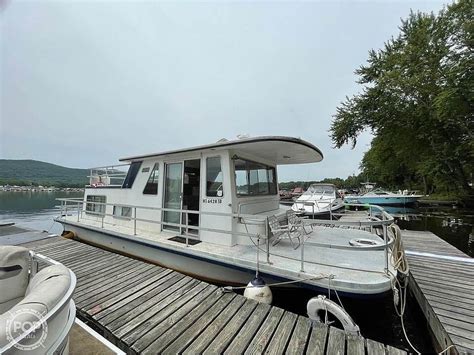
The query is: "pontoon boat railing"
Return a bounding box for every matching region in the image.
[87,163,130,187]
[57,198,395,278]
[0,252,76,354]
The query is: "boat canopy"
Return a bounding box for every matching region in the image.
[303,184,336,196]
[119,136,323,165]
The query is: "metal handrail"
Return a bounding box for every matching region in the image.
[0,253,77,354]
[57,198,395,275]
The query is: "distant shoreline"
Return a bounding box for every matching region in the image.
[1,186,84,192]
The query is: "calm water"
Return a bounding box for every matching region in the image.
[1,191,473,352]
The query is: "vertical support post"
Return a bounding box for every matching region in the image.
[300,239,305,272]
[134,207,137,235]
[383,221,388,272]
[256,235,260,278]
[330,204,332,221]
[185,212,189,247]
[77,202,80,222]
[65,204,68,221]
[266,217,271,264]
[60,200,63,218]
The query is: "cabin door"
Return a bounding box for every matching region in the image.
[182,159,201,236]
[163,159,201,236]
[163,162,183,232]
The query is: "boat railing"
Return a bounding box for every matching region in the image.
[57,198,395,276]
[87,163,131,188]
[0,252,77,354]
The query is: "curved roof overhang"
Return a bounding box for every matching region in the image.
[119,136,323,165]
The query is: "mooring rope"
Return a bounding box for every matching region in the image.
[388,224,456,355]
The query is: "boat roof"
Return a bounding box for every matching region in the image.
[119,136,323,165]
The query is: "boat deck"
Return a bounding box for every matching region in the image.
[17,235,406,354]
[402,229,474,354]
[61,214,393,295]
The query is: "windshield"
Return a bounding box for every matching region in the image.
[303,185,335,196]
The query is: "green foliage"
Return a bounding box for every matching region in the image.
[0,160,89,187]
[330,0,473,195]
[279,175,365,190]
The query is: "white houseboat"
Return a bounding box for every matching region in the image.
[57,136,396,298]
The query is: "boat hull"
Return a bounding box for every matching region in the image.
[59,220,390,299]
[344,196,420,206]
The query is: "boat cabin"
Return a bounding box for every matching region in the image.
[82,136,323,246]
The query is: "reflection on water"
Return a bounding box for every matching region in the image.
[394,206,474,257]
[0,191,84,234]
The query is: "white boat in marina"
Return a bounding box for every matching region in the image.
[0,246,76,354]
[344,183,423,206]
[57,136,397,298]
[291,183,345,217]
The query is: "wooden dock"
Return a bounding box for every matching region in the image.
[18,235,407,354]
[402,229,474,354]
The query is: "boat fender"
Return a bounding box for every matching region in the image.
[349,238,382,247]
[62,230,76,239]
[243,276,272,304]
[307,295,360,335]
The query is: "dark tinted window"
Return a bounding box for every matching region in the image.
[234,158,277,196]
[122,161,142,188]
[143,163,159,195]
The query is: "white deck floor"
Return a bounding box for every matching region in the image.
[62,214,394,295]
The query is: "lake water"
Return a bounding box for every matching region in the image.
[1,191,473,352]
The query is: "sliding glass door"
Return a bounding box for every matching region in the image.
[163,162,183,231]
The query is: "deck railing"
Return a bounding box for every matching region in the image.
[57,198,395,277]
[87,164,130,187]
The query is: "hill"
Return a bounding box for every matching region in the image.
[0,159,89,187]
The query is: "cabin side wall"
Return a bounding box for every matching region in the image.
[80,147,281,247]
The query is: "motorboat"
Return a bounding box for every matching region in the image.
[291,183,345,217]
[0,246,76,354]
[344,183,422,206]
[56,136,397,298]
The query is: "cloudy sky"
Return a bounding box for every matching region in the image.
[1,0,446,181]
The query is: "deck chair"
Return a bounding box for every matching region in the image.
[268,215,301,249]
[286,210,312,235]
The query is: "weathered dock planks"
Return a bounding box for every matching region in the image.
[402,229,474,354]
[18,235,407,354]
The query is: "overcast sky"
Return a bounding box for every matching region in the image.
[1,0,446,181]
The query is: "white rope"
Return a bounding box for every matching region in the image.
[388,224,456,355]
[221,273,331,292]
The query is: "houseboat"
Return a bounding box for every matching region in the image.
[57,136,396,297]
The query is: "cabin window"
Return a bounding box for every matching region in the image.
[113,205,132,219]
[143,163,159,195]
[85,195,106,215]
[206,156,223,197]
[234,158,277,196]
[122,161,142,188]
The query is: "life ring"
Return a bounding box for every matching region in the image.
[349,238,383,247]
[307,295,360,335]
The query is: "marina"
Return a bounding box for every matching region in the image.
[2,0,472,353]
[10,231,408,354]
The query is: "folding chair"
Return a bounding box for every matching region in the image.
[268,215,301,249]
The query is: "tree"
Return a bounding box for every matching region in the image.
[330,0,473,195]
